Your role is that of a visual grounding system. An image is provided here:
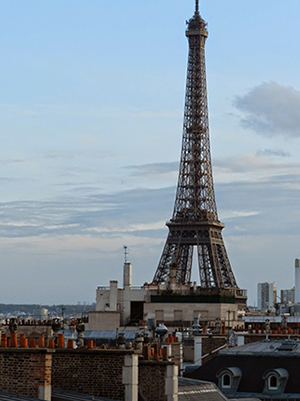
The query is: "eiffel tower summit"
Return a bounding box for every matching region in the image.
[94,2,247,330]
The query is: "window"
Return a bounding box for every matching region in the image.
[155,310,164,321]
[217,367,242,394]
[222,374,231,388]
[263,368,289,395]
[174,310,183,321]
[268,375,278,390]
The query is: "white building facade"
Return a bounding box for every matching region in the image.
[88,262,247,331]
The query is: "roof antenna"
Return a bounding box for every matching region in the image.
[123,246,128,263]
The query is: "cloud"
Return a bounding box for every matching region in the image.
[82,107,181,120]
[86,220,166,234]
[0,177,33,183]
[256,149,291,158]
[0,158,26,165]
[125,162,179,176]
[0,103,40,116]
[214,152,300,185]
[0,186,175,239]
[234,82,300,137]
[42,148,116,160]
[0,151,299,245]
[214,153,300,238]
[220,210,260,220]
[0,153,298,240]
[0,102,181,120]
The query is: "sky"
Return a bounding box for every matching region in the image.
[0,0,300,305]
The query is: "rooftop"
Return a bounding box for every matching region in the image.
[220,339,300,357]
[178,378,259,401]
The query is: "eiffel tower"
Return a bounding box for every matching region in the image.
[153,1,239,291]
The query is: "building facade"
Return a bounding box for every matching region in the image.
[281,288,295,304]
[89,262,246,331]
[257,282,277,312]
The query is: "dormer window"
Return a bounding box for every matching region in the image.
[268,375,278,390]
[263,368,289,395]
[222,374,231,388]
[216,367,242,396]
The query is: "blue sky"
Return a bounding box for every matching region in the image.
[0,0,300,305]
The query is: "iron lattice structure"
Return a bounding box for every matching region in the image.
[153,2,238,289]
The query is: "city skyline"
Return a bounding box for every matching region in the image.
[0,0,300,304]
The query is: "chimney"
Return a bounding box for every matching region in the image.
[123,262,132,289]
[109,280,118,311]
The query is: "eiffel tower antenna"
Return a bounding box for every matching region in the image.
[195,0,199,15]
[152,6,239,291]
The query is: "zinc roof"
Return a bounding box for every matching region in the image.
[178,378,229,401]
[62,329,145,340]
[219,339,300,357]
[52,388,119,401]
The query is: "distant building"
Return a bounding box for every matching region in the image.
[257,282,277,311]
[281,287,295,304]
[295,259,300,303]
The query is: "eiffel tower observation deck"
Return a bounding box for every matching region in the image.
[152,1,247,306]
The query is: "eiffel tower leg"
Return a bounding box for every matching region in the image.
[153,241,193,284]
[176,245,193,283]
[197,244,218,287]
[214,243,238,287]
[197,241,238,288]
[153,242,177,284]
